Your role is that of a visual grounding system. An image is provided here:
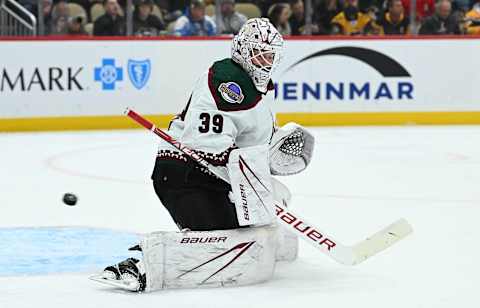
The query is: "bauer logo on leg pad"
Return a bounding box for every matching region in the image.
[218,82,244,104]
[180,237,228,244]
[239,184,250,221]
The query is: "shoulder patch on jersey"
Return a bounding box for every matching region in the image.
[208,59,263,112]
[218,82,244,104]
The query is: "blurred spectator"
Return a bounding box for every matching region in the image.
[40,0,54,35]
[258,0,286,17]
[174,0,216,36]
[67,16,87,35]
[365,5,379,32]
[93,0,125,36]
[452,0,470,12]
[464,1,480,34]
[214,0,247,35]
[163,10,183,24]
[17,0,36,14]
[315,0,342,34]
[149,0,181,24]
[50,0,70,35]
[289,0,305,34]
[358,0,383,12]
[375,0,410,34]
[419,0,461,34]
[401,0,435,22]
[331,0,373,35]
[452,6,468,30]
[289,0,320,35]
[155,0,186,24]
[133,0,165,36]
[69,0,91,15]
[156,0,188,12]
[268,3,292,35]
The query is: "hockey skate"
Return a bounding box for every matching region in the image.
[90,257,146,292]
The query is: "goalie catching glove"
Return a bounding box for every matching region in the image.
[269,123,315,176]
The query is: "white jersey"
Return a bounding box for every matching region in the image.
[157,58,276,167]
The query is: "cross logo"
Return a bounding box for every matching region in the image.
[94,59,123,90]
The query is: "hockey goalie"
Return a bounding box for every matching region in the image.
[91,18,315,292]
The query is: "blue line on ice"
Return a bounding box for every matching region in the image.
[0,227,141,276]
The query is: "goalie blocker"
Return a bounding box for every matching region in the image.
[227,122,315,227]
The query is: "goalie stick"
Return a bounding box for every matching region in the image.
[125,108,413,266]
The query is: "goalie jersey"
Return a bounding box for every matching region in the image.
[157,58,276,167]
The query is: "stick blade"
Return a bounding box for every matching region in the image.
[350,218,413,265]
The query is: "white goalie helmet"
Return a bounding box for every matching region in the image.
[231,18,284,93]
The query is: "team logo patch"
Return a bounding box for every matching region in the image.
[218,82,244,104]
[128,59,151,90]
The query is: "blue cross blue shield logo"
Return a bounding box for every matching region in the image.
[94,58,123,90]
[128,59,151,90]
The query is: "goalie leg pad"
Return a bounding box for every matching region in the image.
[227,145,275,226]
[140,225,278,292]
[272,177,298,262]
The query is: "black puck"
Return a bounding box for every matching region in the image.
[63,193,78,206]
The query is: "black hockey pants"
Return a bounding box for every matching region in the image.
[151,157,240,231]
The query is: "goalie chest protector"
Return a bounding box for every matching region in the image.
[159,58,276,159]
[208,58,274,112]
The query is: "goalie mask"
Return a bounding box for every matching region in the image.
[231,18,284,93]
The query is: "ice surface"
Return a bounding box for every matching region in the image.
[0,227,140,275]
[1,126,479,308]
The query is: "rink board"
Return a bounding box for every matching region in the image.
[1,37,479,131]
[1,111,480,132]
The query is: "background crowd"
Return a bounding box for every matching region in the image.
[7,0,480,36]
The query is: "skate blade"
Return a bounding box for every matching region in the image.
[89,274,140,292]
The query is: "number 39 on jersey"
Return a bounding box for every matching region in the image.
[198,113,224,134]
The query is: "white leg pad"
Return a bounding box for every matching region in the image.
[272,177,299,262]
[228,145,275,226]
[140,225,278,292]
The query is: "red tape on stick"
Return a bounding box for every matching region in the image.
[125,108,154,131]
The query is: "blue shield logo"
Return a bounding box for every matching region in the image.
[128,59,151,90]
